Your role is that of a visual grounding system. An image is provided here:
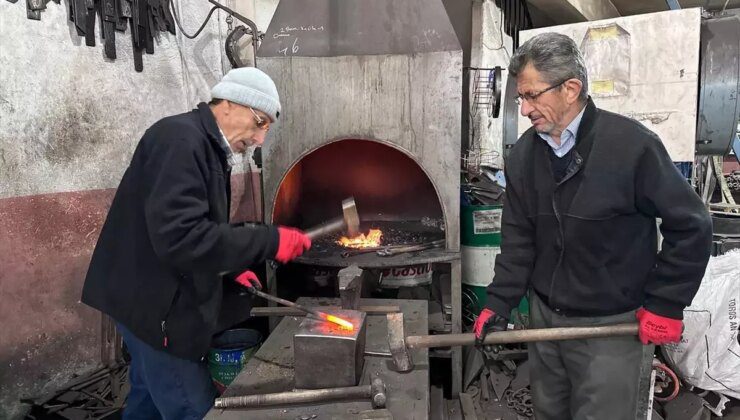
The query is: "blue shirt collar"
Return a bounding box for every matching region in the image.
[538,105,586,158]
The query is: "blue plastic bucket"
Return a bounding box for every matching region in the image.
[208,328,261,390]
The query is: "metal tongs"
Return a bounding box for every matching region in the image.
[376,239,445,257]
[340,239,446,258]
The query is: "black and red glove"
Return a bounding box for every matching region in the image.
[235,270,262,291]
[274,227,312,263]
[636,308,683,345]
[473,309,509,346]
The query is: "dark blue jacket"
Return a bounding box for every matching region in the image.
[486,99,712,319]
[82,103,278,361]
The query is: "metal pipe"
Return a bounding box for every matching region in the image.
[249,289,329,320]
[250,305,400,317]
[214,384,373,409]
[405,323,639,349]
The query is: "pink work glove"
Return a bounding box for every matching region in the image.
[473,308,508,346]
[636,308,683,345]
[235,270,262,291]
[275,227,312,263]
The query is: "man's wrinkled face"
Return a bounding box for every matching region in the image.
[225,103,271,153]
[516,64,578,135]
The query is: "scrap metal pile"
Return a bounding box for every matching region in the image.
[462,165,505,206]
[462,359,534,419]
[22,364,129,420]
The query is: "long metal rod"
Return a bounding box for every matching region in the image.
[249,289,329,320]
[214,385,372,409]
[250,305,400,317]
[405,323,639,349]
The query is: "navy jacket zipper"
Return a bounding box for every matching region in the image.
[547,152,584,309]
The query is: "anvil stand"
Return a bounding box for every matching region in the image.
[265,256,463,397]
[205,297,430,419]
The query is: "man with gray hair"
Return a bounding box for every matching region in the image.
[82,67,311,418]
[474,33,712,418]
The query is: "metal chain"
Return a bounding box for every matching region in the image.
[725,172,740,192]
[504,387,534,418]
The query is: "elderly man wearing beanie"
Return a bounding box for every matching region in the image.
[81,68,310,419]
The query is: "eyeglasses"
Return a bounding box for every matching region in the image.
[514,80,567,105]
[249,107,270,131]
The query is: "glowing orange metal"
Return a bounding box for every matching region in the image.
[323,314,355,331]
[337,229,383,249]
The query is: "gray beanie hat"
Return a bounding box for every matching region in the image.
[211,67,281,122]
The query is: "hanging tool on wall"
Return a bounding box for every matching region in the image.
[225,23,261,68]
[169,0,263,67]
[62,0,175,67]
[25,0,55,20]
[16,0,261,72]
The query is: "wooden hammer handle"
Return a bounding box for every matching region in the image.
[405,323,639,349]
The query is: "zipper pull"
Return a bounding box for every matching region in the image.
[161,321,168,348]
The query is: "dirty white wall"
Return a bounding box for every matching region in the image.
[0,0,239,416]
[519,8,701,162]
[0,0,235,198]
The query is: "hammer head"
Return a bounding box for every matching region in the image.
[338,264,364,310]
[386,313,413,372]
[342,197,360,237]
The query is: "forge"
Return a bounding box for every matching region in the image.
[253,0,465,400]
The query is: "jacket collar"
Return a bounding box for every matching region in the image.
[530,97,598,186]
[573,97,597,161]
[196,102,230,169]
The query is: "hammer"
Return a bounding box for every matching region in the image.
[304,197,360,240]
[386,313,639,372]
[269,197,359,268]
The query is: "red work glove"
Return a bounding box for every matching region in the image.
[473,309,509,346]
[235,270,262,291]
[275,227,312,263]
[636,308,683,345]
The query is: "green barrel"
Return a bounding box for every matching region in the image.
[461,205,503,324]
[461,205,503,247]
[208,329,261,392]
[460,203,529,324]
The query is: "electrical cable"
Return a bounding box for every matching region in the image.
[482,1,511,60]
[168,0,219,40]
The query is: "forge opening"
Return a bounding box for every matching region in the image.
[272,139,444,229]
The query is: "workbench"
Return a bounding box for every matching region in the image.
[206,298,429,420]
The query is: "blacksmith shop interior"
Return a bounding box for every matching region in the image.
[3,0,740,419]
